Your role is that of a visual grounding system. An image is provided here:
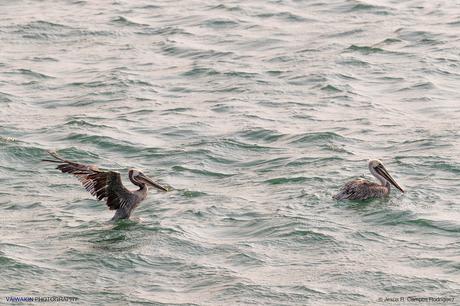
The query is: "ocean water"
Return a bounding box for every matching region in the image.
[1,0,459,305]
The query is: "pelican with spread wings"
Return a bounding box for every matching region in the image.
[43,151,169,220]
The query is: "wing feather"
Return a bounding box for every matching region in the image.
[333,179,386,200]
[43,151,133,210]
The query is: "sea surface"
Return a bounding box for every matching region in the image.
[1,0,459,305]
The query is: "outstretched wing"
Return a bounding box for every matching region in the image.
[43,151,133,210]
[333,179,386,200]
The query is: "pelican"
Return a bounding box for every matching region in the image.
[43,151,169,220]
[333,159,404,200]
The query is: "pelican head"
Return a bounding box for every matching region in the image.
[368,159,404,193]
[128,168,168,191]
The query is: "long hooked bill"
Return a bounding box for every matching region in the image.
[138,174,169,191]
[375,165,404,193]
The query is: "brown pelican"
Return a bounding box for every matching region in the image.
[333,159,404,200]
[43,151,169,220]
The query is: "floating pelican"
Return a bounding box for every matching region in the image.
[43,151,169,220]
[333,159,404,200]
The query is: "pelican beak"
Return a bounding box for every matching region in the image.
[138,173,168,191]
[375,165,404,193]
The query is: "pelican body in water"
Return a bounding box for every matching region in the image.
[43,151,168,220]
[333,159,404,200]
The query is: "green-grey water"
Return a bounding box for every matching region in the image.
[1,0,459,305]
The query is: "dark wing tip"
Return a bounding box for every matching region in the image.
[42,159,60,163]
[42,150,64,162]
